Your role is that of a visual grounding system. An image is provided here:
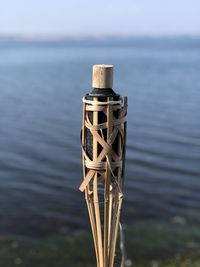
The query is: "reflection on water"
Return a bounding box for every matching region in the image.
[0,38,200,237]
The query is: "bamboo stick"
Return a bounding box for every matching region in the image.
[121,97,127,190]
[82,103,99,267]
[104,96,113,267]
[93,97,103,267]
[109,106,123,267]
[109,187,119,267]
[108,185,113,254]
[109,195,123,267]
[86,196,99,266]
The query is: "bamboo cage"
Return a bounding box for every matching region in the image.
[79,65,128,267]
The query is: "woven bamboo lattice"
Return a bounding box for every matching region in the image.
[80,95,127,267]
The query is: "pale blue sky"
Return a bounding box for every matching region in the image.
[0,0,200,36]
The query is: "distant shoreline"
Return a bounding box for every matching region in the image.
[0,34,200,42]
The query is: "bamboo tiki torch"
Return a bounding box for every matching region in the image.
[79,64,128,267]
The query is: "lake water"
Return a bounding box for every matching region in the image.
[0,37,200,238]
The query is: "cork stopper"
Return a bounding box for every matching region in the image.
[92,64,113,89]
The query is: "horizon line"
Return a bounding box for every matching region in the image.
[0,33,200,41]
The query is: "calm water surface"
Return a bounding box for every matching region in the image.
[0,38,200,237]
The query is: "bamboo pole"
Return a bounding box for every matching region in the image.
[108,185,113,254]
[108,106,122,267]
[93,97,103,267]
[82,103,99,266]
[109,195,123,267]
[104,96,113,267]
[86,196,99,266]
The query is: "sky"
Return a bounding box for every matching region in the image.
[0,0,200,36]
